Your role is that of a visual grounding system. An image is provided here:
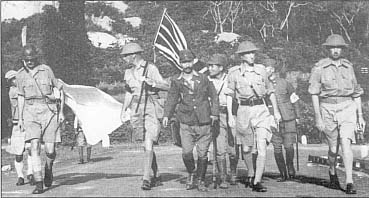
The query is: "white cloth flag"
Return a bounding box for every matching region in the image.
[61,80,123,147]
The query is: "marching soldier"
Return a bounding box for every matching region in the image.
[5,70,35,186]
[163,49,219,192]
[226,41,281,192]
[16,44,65,194]
[268,66,301,182]
[309,34,365,194]
[120,43,170,190]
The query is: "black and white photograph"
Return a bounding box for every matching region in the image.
[1,1,369,197]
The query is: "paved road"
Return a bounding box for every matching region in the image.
[2,144,369,197]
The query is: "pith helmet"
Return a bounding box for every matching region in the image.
[22,44,38,59]
[179,49,195,63]
[207,53,228,67]
[5,70,17,80]
[322,34,348,47]
[121,43,144,55]
[235,41,259,54]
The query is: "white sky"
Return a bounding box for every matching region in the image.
[1,1,128,21]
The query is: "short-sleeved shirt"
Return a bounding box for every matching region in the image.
[308,58,363,98]
[124,60,165,96]
[9,86,18,121]
[208,73,230,106]
[16,64,63,99]
[227,63,274,100]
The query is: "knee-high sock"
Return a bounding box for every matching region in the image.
[14,160,24,178]
[27,154,33,175]
[341,139,353,184]
[328,150,338,174]
[31,155,42,181]
[254,153,266,184]
[243,152,254,177]
[143,150,154,181]
[151,152,160,177]
[45,152,56,171]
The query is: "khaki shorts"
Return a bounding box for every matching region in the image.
[8,125,30,155]
[320,100,356,145]
[23,103,61,143]
[236,104,275,147]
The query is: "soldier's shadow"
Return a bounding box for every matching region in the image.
[45,172,141,191]
[263,172,345,192]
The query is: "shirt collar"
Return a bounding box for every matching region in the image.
[322,58,348,68]
[177,70,199,80]
[240,63,262,75]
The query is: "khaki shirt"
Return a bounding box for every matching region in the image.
[16,64,63,99]
[227,63,274,100]
[208,73,230,106]
[124,61,165,96]
[9,86,18,121]
[308,58,363,98]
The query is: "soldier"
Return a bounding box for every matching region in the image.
[120,43,170,190]
[268,66,301,182]
[226,41,281,192]
[74,115,92,164]
[16,44,65,194]
[309,34,365,194]
[162,49,220,192]
[5,70,35,186]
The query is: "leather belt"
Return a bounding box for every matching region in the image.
[239,98,264,106]
[320,97,352,104]
[25,98,56,105]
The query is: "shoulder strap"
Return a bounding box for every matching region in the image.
[217,74,227,96]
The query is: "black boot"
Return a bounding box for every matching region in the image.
[141,179,151,190]
[44,163,53,187]
[78,146,84,164]
[346,183,357,194]
[285,148,295,179]
[183,156,196,190]
[27,174,35,186]
[252,182,267,192]
[328,171,341,190]
[16,177,25,186]
[86,147,92,163]
[197,158,208,192]
[151,152,162,187]
[217,158,228,189]
[274,152,288,182]
[32,181,44,194]
[229,156,238,185]
[245,177,254,188]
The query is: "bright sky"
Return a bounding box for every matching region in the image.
[1,1,128,21]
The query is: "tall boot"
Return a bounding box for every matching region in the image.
[32,181,44,194]
[229,155,238,185]
[285,148,295,179]
[151,152,162,187]
[86,146,92,163]
[44,163,53,187]
[328,171,341,190]
[252,153,257,175]
[197,158,208,192]
[78,146,84,164]
[217,158,228,189]
[183,155,196,190]
[274,152,288,182]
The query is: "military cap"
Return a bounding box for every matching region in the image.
[179,49,195,63]
[207,53,228,67]
[121,43,144,55]
[235,41,259,54]
[322,34,348,47]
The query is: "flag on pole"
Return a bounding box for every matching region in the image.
[153,9,187,70]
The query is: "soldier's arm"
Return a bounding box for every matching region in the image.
[225,72,236,117]
[208,77,220,117]
[350,66,365,127]
[147,64,170,91]
[163,78,180,119]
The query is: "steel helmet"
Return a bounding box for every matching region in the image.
[23,44,38,60]
[322,34,348,47]
[179,49,195,63]
[121,43,144,55]
[207,53,228,67]
[235,41,259,54]
[5,70,17,80]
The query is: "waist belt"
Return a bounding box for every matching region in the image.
[320,97,352,104]
[239,98,264,106]
[220,106,228,114]
[25,98,56,105]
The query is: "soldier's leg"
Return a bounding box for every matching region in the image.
[216,118,228,189]
[86,145,92,163]
[252,128,268,192]
[180,124,196,190]
[30,138,43,194]
[272,136,288,182]
[196,124,212,192]
[242,145,255,188]
[25,144,35,186]
[44,143,56,188]
[228,143,239,185]
[15,154,25,186]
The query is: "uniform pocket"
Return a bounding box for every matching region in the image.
[38,79,52,95]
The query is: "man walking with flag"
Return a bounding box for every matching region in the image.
[162,49,219,192]
[120,42,170,190]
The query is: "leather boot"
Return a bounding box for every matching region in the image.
[16,177,25,186]
[328,171,341,190]
[245,177,254,188]
[197,158,208,192]
[186,173,196,190]
[285,148,295,179]
[252,153,257,175]
[86,147,92,163]
[229,155,238,185]
[217,158,228,189]
[27,174,35,186]
[346,183,357,194]
[252,182,267,192]
[32,181,44,194]
[274,152,288,182]
[44,163,53,187]
[78,146,84,164]
[183,156,196,190]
